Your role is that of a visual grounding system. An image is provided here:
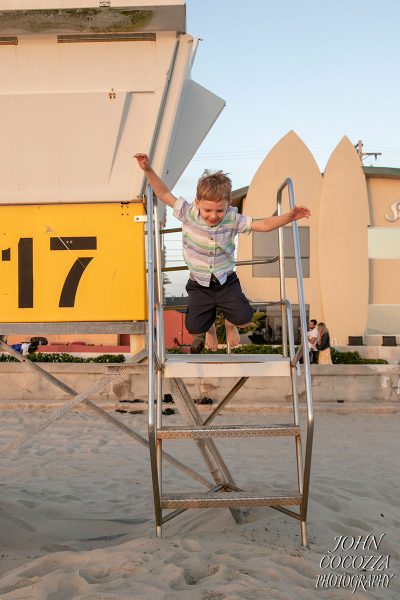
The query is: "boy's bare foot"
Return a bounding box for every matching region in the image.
[225,320,240,347]
[205,324,218,351]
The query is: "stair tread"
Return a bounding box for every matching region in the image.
[163,354,290,378]
[161,490,302,508]
[166,354,287,363]
[157,424,300,439]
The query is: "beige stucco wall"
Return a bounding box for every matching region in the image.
[318,137,370,344]
[237,130,324,319]
[238,132,371,345]
[370,260,400,305]
[237,132,400,345]
[367,177,400,305]
[367,177,400,226]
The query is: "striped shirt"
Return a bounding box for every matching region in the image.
[173,197,253,286]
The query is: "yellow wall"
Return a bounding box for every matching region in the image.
[0,202,147,347]
[0,202,146,323]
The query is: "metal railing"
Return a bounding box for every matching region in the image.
[146,178,313,545]
[160,256,279,273]
[277,178,314,541]
[146,186,161,533]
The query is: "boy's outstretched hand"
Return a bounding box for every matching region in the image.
[134,153,151,171]
[290,206,311,221]
[133,153,176,207]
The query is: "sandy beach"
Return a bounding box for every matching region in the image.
[0,407,399,599]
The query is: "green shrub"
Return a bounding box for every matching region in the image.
[331,348,387,365]
[90,354,126,363]
[0,352,126,363]
[0,354,18,362]
[202,344,282,355]
[166,347,186,354]
[231,344,282,354]
[165,345,388,364]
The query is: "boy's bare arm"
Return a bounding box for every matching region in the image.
[134,153,177,208]
[251,206,311,232]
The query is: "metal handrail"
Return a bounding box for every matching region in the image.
[146,178,313,545]
[160,227,182,234]
[146,185,162,533]
[164,298,290,313]
[153,197,165,526]
[277,177,314,543]
[154,201,165,366]
[161,256,279,273]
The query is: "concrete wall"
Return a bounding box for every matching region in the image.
[339,345,400,364]
[0,363,147,407]
[0,363,399,408]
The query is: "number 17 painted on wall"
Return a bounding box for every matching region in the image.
[13,236,96,309]
[0,203,146,323]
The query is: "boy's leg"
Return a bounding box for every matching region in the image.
[190,327,218,352]
[185,278,217,348]
[216,273,253,348]
[224,319,252,347]
[205,323,218,351]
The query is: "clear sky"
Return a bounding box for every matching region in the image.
[165,0,400,295]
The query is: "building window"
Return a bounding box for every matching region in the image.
[252,226,310,278]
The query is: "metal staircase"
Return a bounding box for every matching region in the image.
[145,179,314,546]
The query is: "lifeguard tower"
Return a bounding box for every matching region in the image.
[0,1,313,546]
[0,0,224,329]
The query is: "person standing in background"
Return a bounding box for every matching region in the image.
[317,322,332,364]
[307,319,318,363]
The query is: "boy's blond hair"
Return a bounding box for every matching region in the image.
[196,170,232,202]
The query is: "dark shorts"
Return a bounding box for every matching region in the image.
[185,272,254,334]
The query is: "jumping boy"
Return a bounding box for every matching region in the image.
[134,154,310,350]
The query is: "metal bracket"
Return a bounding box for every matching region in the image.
[134,215,148,223]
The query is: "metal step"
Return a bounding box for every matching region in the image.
[163,354,290,378]
[157,424,300,439]
[161,491,302,509]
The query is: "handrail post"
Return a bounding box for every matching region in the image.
[154,199,165,367]
[146,185,162,534]
[276,191,288,357]
[284,299,304,498]
[282,177,314,546]
[154,196,165,530]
